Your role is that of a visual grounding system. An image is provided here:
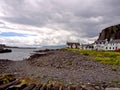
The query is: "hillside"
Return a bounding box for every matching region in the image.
[98,24,120,41]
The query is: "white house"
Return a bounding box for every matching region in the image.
[93,39,108,50]
[93,39,120,51]
[104,39,120,51]
[66,39,120,51]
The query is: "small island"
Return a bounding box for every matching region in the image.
[0,48,12,53]
[0,44,12,53]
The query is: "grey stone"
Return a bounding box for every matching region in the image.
[105,88,120,90]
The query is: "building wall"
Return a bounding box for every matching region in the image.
[117,43,120,49]
[93,43,105,50]
[104,43,116,51]
[77,40,120,51]
[72,44,76,48]
[94,42,120,51]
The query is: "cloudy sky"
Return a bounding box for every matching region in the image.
[0,0,120,47]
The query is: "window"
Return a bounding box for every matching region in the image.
[106,47,107,50]
[113,47,114,50]
[109,47,111,49]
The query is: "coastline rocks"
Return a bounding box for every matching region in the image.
[28,49,58,60]
[0,48,12,53]
[105,88,120,90]
[0,74,120,90]
[0,49,120,88]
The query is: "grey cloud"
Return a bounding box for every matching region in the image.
[0,21,4,24]
[0,0,120,40]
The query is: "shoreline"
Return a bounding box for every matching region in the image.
[0,49,120,87]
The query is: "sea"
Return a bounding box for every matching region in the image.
[0,48,39,61]
[0,45,65,61]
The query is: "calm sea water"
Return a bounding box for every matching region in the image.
[0,48,39,61]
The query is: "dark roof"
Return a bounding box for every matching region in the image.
[67,42,80,46]
[81,44,93,48]
[94,40,107,44]
[109,39,120,43]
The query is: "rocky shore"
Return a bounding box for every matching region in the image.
[0,49,120,89]
[0,48,12,53]
[0,74,120,90]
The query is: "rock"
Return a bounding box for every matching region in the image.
[98,24,120,41]
[83,84,99,90]
[0,79,3,85]
[0,80,20,90]
[46,84,54,90]
[76,85,87,90]
[52,86,59,90]
[68,86,76,90]
[59,86,68,90]
[40,85,47,90]
[22,84,36,90]
[6,83,27,90]
[0,48,12,53]
[33,84,42,90]
[101,82,108,89]
[105,88,120,90]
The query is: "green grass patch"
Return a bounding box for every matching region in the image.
[64,48,120,66]
[111,67,117,71]
[67,61,72,66]
[111,79,120,83]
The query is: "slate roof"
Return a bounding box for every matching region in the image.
[109,39,120,43]
[94,40,107,44]
[67,42,80,46]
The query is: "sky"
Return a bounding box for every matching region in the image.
[0,0,120,47]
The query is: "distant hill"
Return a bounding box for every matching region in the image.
[98,24,120,41]
[41,45,66,49]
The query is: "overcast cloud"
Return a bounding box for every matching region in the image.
[0,0,120,46]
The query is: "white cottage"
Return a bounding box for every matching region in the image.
[104,39,120,51]
[93,39,120,51]
[93,39,108,50]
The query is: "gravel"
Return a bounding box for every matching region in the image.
[0,49,120,86]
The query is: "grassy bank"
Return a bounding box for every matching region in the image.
[64,48,120,66]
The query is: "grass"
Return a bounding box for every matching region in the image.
[111,79,120,83]
[111,67,117,71]
[67,61,72,66]
[0,74,16,84]
[64,48,120,66]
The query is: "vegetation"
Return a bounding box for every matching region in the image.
[64,48,120,66]
[67,61,72,66]
[111,67,117,71]
[0,74,16,84]
[111,79,120,83]
[106,78,120,83]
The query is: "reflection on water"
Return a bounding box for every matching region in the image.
[0,48,39,61]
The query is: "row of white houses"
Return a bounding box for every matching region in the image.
[93,39,120,51]
[67,39,120,51]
